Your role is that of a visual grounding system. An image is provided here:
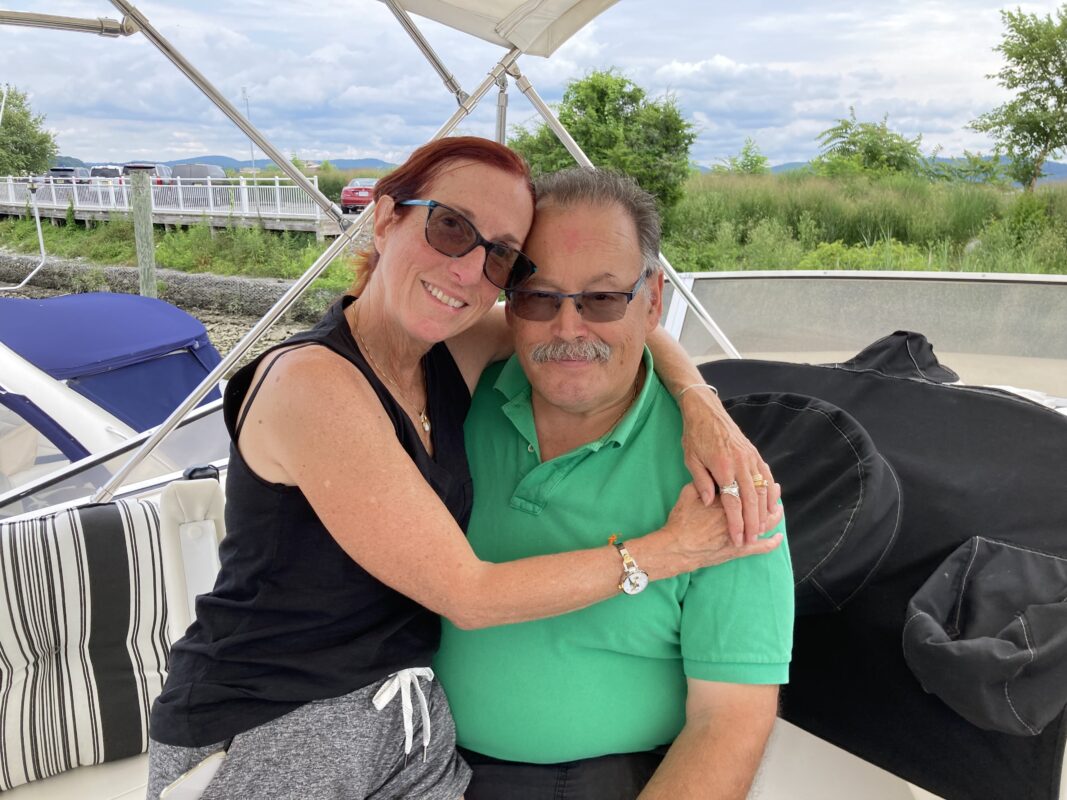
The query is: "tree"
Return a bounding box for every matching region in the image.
[813,108,923,175]
[969,7,1067,191]
[509,70,696,211]
[0,86,57,175]
[719,137,770,174]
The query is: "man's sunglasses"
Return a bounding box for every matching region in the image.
[397,199,538,290]
[506,272,648,323]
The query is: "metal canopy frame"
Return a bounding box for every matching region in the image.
[0,0,739,502]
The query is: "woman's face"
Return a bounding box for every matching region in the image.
[373,159,534,345]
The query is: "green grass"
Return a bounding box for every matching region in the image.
[0,216,356,295]
[4,172,1066,286]
[660,172,1067,275]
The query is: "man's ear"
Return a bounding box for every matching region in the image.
[372,195,398,254]
[645,271,665,332]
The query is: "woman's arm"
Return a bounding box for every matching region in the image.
[447,312,782,545]
[647,326,781,545]
[245,347,781,630]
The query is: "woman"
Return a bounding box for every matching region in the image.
[147,137,781,800]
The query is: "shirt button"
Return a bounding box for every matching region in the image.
[528,443,534,453]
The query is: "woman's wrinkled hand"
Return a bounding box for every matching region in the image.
[663,483,783,570]
[677,387,783,546]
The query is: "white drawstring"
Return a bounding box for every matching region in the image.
[372,667,434,761]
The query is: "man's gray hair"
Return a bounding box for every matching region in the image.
[533,167,662,277]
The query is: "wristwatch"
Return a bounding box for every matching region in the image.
[612,539,649,595]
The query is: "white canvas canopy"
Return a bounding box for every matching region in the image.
[392,0,618,56]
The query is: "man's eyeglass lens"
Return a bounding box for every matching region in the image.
[400,200,536,290]
[507,274,646,323]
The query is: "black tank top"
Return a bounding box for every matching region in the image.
[150,296,473,747]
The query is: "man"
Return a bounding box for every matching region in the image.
[434,168,794,799]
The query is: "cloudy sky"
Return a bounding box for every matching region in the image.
[2,0,1062,168]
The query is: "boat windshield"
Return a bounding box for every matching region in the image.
[0,402,228,521]
[668,273,1067,399]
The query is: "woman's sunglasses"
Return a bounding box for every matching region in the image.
[506,272,648,323]
[397,199,538,290]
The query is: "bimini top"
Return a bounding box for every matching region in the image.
[392,0,619,57]
[0,292,214,380]
[0,292,222,431]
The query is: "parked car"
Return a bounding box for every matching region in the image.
[340,177,376,213]
[122,162,174,184]
[172,163,227,184]
[47,167,91,184]
[89,165,122,181]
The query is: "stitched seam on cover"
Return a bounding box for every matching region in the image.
[901,611,926,661]
[1003,614,1039,735]
[728,398,866,582]
[808,577,841,611]
[905,337,927,379]
[836,453,904,607]
[969,535,1067,563]
[952,539,983,635]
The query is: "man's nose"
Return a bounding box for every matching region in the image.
[552,295,588,338]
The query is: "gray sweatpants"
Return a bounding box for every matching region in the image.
[147,675,470,800]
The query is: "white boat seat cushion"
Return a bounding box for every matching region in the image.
[0,500,168,792]
[158,478,226,643]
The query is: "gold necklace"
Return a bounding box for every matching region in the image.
[605,376,640,435]
[352,318,431,435]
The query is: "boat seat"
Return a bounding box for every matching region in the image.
[158,477,226,643]
[0,478,226,798]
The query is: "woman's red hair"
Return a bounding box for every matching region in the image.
[348,136,533,294]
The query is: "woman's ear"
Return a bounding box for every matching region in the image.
[373,195,398,253]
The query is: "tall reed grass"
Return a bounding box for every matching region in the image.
[662,172,1067,275]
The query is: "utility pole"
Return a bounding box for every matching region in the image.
[0,84,8,126]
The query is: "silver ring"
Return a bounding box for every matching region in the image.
[720,480,741,499]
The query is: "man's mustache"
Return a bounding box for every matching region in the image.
[530,339,612,363]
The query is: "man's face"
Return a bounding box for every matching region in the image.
[509,201,663,416]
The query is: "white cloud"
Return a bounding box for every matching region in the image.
[1,0,1064,167]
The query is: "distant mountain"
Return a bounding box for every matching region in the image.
[771,162,808,173]
[52,155,89,168]
[51,154,396,171]
[160,155,394,170]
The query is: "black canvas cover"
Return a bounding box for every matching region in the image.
[904,536,1067,737]
[700,334,1067,800]
[831,330,959,383]
[723,393,902,615]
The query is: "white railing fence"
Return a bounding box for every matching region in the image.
[0,175,323,220]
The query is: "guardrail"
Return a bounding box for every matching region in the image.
[0,175,323,220]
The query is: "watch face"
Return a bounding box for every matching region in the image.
[621,570,649,595]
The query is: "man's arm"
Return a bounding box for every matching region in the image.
[639,680,779,800]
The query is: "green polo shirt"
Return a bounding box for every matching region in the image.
[434,350,794,764]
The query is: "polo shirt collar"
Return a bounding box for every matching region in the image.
[493,347,658,455]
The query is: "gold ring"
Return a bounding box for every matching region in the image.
[751,472,764,482]
[753,478,769,489]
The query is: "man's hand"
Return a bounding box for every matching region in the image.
[639,680,779,800]
[677,386,782,546]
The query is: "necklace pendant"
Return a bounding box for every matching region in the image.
[419,412,431,434]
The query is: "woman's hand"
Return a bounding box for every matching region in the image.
[677,387,782,546]
[659,484,783,572]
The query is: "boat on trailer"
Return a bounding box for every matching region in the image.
[0,3,1064,799]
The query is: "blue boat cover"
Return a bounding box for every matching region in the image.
[0,293,222,431]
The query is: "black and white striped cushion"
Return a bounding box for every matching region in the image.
[0,499,168,791]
